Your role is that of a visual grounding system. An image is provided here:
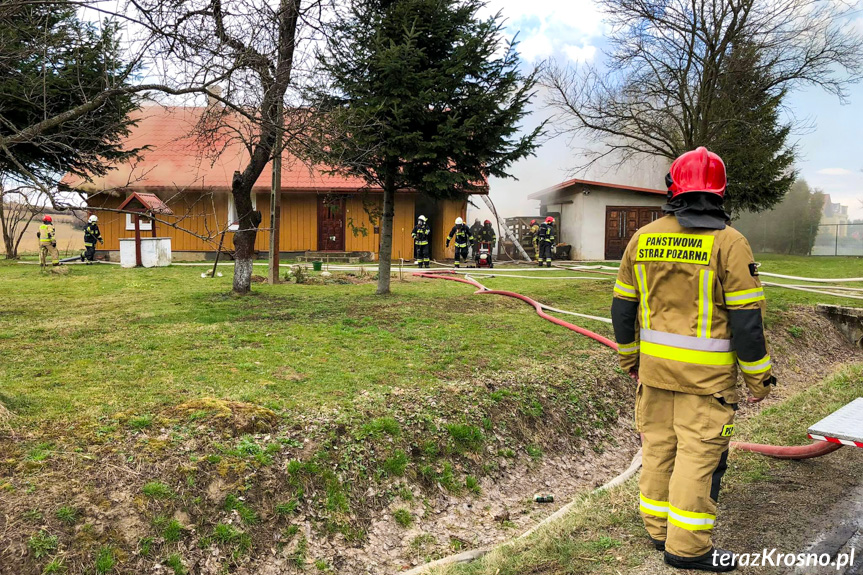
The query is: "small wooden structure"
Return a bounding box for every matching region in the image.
[118,192,174,267]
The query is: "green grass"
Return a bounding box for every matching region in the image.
[224,494,258,525]
[42,557,66,573]
[27,530,58,559]
[164,553,187,575]
[393,508,414,528]
[141,481,173,499]
[94,546,115,574]
[0,257,854,425]
[55,505,78,524]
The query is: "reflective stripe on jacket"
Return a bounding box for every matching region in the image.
[84,223,102,247]
[537,223,555,244]
[611,215,772,397]
[38,224,55,243]
[446,224,473,248]
[411,224,430,245]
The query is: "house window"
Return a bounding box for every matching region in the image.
[125,213,153,231]
[227,194,257,231]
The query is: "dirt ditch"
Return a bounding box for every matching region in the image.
[0,305,859,575]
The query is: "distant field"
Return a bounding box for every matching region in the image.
[14,214,85,255]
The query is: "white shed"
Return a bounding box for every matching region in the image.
[528,178,667,260]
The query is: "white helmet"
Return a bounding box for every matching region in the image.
[418,215,427,222]
[88,215,98,223]
[455,217,464,225]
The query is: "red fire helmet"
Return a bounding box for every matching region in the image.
[545,216,554,223]
[530,219,536,225]
[42,215,52,223]
[667,146,726,199]
[484,219,491,225]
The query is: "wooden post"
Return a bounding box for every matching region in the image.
[151,212,157,238]
[134,213,142,267]
[268,100,283,284]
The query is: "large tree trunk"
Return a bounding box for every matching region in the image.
[232,172,259,294]
[376,183,395,295]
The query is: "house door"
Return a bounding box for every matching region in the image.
[318,195,345,251]
[604,206,662,260]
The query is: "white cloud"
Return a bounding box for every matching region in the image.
[481,0,606,63]
[519,33,555,62]
[816,168,856,175]
[563,44,598,63]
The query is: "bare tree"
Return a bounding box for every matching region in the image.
[127,0,321,293]
[0,179,44,259]
[544,0,863,210]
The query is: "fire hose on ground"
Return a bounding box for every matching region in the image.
[415,269,849,460]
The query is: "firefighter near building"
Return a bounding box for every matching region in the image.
[537,216,555,267]
[81,214,104,264]
[446,217,474,268]
[611,147,776,572]
[411,215,431,268]
[37,215,59,267]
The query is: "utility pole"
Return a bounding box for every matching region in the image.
[267,100,283,284]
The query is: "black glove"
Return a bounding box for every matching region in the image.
[445,241,450,248]
[51,242,56,248]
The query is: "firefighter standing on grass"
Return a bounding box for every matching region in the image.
[81,215,104,264]
[528,219,540,262]
[611,147,776,572]
[536,216,555,267]
[446,217,473,268]
[37,215,59,267]
[411,215,431,268]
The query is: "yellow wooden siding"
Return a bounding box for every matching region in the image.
[344,194,415,258]
[255,193,318,252]
[90,191,467,258]
[88,192,229,252]
[433,198,467,260]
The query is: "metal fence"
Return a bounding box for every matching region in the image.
[811,224,863,256]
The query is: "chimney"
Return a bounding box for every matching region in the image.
[207,85,222,108]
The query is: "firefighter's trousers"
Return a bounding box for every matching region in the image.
[40,243,59,266]
[84,244,97,262]
[538,242,553,263]
[636,383,735,558]
[414,243,430,266]
[454,246,468,266]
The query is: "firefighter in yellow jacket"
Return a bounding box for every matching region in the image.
[611,147,776,572]
[37,215,60,267]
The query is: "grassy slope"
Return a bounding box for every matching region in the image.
[437,364,863,575]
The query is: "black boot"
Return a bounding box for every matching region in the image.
[664,548,736,572]
[649,537,666,551]
[546,261,551,268]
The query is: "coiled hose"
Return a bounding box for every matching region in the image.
[416,270,844,460]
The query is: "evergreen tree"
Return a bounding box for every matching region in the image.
[0,2,140,186]
[711,42,796,214]
[308,0,541,294]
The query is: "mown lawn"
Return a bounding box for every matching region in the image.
[0,256,859,425]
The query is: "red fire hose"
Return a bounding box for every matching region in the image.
[416,270,844,460]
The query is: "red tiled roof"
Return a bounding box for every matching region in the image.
[527,178,666,200]
[61,106,422,194]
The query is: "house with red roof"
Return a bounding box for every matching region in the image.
[62,106,480,261]
[528,178,667,260]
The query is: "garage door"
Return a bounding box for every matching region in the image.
[605,206,663,260]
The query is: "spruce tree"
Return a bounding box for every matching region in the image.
[309,0,541,294]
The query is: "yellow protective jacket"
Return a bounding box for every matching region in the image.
[38,224,56,244]
[611,215,774,399]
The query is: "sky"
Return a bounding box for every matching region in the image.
[467,0,863,224]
